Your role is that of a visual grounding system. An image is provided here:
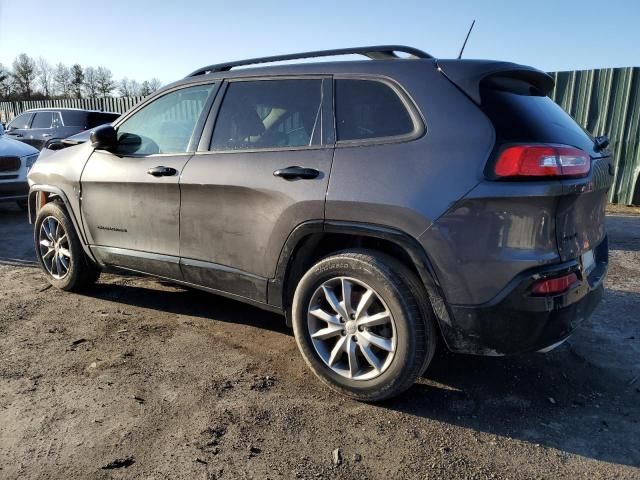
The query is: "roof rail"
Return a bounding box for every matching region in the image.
[186,45,432,77]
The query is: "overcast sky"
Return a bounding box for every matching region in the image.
[0,0,638,86]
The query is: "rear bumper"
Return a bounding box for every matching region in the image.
[0,181,29,201]
[440,236,608,355]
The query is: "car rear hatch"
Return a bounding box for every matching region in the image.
[438,59,614,263]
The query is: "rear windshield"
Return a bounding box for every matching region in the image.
[480,88,595,155]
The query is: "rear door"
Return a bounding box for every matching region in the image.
[80,82,217,278]
[179,77,333,302]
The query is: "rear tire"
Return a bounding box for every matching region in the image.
[34,202,101,291]
[291,249,437,402]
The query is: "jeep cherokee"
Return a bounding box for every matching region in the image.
[27,46,612,401]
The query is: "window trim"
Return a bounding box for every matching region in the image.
[198,75,332,154]
[333,74,425,148]
[52,112,64,128]
[110,80,220,157]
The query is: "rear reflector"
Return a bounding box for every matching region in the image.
[495,145,590,178]
[531,273,578,295]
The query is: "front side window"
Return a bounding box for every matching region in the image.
[32,112,54,129]
[117,84,214,155]
[335,79,415,141]
[211,79,322,151]
[8,112,33,130]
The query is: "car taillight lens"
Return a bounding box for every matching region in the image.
[494,145,590,178]
[531,273,578,295]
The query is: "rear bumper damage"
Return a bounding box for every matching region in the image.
[440,236,608,355]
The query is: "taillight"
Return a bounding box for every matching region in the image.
[494,145,590,178]
[531,273,578,295]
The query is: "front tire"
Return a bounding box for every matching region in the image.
[34,202,101,291]
[291,249,437,402]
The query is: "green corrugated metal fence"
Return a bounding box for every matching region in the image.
[550,67,640,205]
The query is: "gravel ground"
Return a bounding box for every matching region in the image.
[0,202,638,479]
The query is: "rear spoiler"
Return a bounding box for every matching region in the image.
[436,59,555,104]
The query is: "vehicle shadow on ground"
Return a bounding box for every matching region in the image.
[382,298,640,468]
[82,279,291,336]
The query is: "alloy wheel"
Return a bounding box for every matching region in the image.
[307,277,397,380]
[38,216,71,280]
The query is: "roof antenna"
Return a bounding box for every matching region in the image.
[457,20,476,59]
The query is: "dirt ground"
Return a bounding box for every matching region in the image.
[0,202,638,480]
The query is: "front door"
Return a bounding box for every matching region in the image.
[179,78,334,302]
[5,111,33,143]
[25,111,54,150]
[80,82,217,278]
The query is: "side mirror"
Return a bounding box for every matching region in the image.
[90,124,118,150]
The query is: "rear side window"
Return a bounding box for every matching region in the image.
[211,79,322,150]
[61,111,88,127]
[335,79,414,142]
[8,112,33,129]
[32,112,54,129]
[480,87,595,153]
[87,112,120,128]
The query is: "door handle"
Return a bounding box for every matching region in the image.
[9,133,23,138]
[147,166,177,177]
[42,134,52,138]
[273,166,319,180]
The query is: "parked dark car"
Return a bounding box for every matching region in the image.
[5,108,120,150]
[27,46,613,401]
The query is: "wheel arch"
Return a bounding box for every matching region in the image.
[28,185,97,263]
[269,220,452,331]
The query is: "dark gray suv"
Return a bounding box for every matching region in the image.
[5,108,120,150]
[27,46,612,401]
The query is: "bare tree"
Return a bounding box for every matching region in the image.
[37,57,54,98]
[139,80,151,96]
[71,64,84,99]
[53,63,72,98]
[0,63,13,99]
[95,66,115,98]
[83,66,99,99]
[148,78,162,93]
[118,77,133,97]
[12,53,37,99]
[129,79,141,97]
